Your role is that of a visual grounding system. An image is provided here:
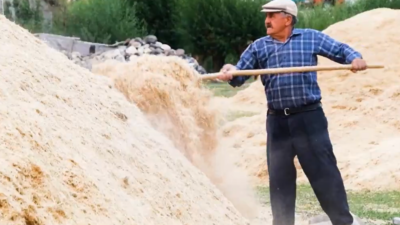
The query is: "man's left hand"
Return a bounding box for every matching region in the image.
[351,58,367,73]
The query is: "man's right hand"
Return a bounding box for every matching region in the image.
[217,64,237,81]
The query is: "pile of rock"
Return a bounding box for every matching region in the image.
[63,35,207,75]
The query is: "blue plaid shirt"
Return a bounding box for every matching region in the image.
[229,28,362,110]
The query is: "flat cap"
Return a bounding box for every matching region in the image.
[261,0,298,17]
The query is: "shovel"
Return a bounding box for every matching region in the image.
[199,64,385,81]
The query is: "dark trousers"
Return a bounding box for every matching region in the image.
[266,107,354,225]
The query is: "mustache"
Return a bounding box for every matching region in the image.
[266,23,273,28]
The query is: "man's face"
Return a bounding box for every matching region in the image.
[265,12,291,35]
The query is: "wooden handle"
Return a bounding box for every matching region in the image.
[200,64,385,81]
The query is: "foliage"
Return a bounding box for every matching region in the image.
[173,0,400,71]
[258,184,400,221]
[128,0,180,49]
[4,0,400,71]
[174,0,265,71]
[4,0,44,32]
[42,0,63,7]
[296,0,400,31]
[51,0,146,44]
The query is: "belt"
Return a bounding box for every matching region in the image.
[267,102,322,116]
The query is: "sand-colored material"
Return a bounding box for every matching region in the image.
[92,55,263,220]
[92,56,218,165]
[220,8,400,191]
[0,15,255,225]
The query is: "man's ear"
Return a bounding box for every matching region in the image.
[286,16,292,26]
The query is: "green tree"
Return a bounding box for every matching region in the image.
[128,0,179,48]
[52,0,146,44]
[4,0,44,33]
[175,0,265,72]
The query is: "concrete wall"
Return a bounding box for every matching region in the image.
[35,33,117,56]
[0,0,4,15]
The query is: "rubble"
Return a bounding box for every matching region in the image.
[62,35,207,75]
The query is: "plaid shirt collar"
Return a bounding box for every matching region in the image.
[264,28,303,43]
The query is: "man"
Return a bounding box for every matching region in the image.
[217,0,366,224]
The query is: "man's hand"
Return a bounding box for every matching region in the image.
[217,64,237,81]
[351,58,367,73]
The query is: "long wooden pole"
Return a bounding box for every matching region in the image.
[200,64,385,81]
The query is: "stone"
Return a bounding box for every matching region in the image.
[150,48,163,55]
[100,49,125,62]
[134,37,145,45]
[165,49,176,56]
[143,47,151,54]
[129,40,142,48]
[155,41,163,48]
[57,34,207,74]
[137,46,145,55]
[186,57,197,65]
[176,49,185,56]
[144,35,157,44]
[195,65,207,74]
[393,217,400,225]
[161,44,171,51]
[125,46,138,55]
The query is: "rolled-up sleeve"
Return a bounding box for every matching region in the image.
[317,31,363,64]
[229,43,258,87]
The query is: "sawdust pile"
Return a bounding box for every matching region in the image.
[92,55,261,219]
[219,8,400,190]
[229,81,266,112]
[0,15,257,225]
[92,56,217,163]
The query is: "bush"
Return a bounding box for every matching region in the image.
[296,0,400,31]
[4,0,44,33]
[52,0,146,44]
[174,0,400,72]
[175,0,265,72]
[357,0,400,10]
[128,0,180,49]
[43,0,400,72]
